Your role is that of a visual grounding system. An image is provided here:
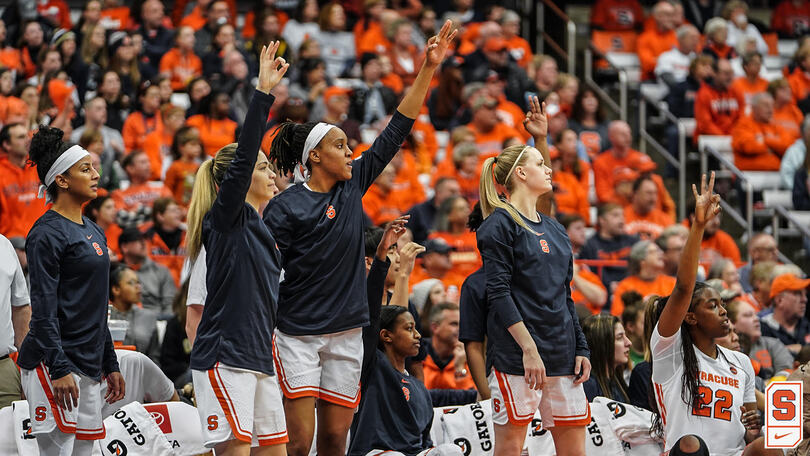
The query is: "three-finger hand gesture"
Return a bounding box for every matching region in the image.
[424,20,458,68]
[692,171,721,227]
[257,41,289,95]
[523,95,548,139]
[376,215,409,260]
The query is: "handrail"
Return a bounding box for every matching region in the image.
[699,143,754,242]
[583,48,623,117]
[772,206,810,258]
[537,0,576,74]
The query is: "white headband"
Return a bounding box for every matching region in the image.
[37,145,90,203]
[293,122,335,184]
[505,146,531,186]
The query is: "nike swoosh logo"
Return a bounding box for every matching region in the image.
[775,433,791,439]
[401,379,409,384]
[86,235,92,239]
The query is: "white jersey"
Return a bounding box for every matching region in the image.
[101,350,176,418]
[651,325,756,456]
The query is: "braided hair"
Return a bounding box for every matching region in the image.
[268,121,319,176]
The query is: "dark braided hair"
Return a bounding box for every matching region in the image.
[268,121,319,176]
[28,125,73,201]
[378,305,409,351]
[649,281,712,438]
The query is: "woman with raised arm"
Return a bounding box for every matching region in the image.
[263,21,457,456]
[186,42,289,456]
[476,96,591,456]
[650,173,778,456]
[17,124,125,455]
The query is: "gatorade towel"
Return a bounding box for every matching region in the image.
[97,402,174,456]
[436,400,495,455]
[11,401,38,456]
[143,402,207,456]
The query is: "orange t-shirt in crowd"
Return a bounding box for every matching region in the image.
[409,266,466,296]
[354,20,391,55]
[122,111,161,153]
[730,76,769,110]
[429,231,482,282]
[694,83,744,137]
[554,170,591,224]
[145,230,187,286]
[505,35,533,68]
[432,165,480,202]
[159,48,203,91]
[100,6,131,30]
[773,102,803,141]
[468,123,522,162]
[363,185,406,226]
[38,0,72,29]
[0,47,22,74]
[111,181,173,212]
[637,28,677,80]
[592,148,646,204]
[186,115,238,157]
[423,351,476,391]
[788,67,810,102]
[411,117,438,170]
[164,161,200,208]
[611,274,676,316]
[105,223,123,258]
[623,205,674,240]
[561,159,592,192]
[178,5,206,30]
[389,46,423,87]
[731,115,793,171]
[381,72,405,95]
[703,229,742,263]
[391,155,426,213]
[572,267,609,315]
[496,98,531,141]
[0,157,48,239]
[771,0,810,37]
[242,9,289,39]
[590,0,644,31]
[141,128,175,181]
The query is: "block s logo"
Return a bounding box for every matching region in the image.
[765,381,803,449]
[207,415,218,431]
[92,242,104,256]
[539,239,550,253]
[107,439,128,455]
[34,406,47,421]
[402,386,410,401]
[326,205,336,219]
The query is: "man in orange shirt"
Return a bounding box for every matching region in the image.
[423,302,476,391]
[410,238,464,292]
[590,0,644,31]
[363,164,406,226]
[611,240,676,316]
[730,52,769,111]
[500,10,533,68]
[159,26,202,91]
[731,92,794,171]
[111,151,172,223]
[637,1,678,80]
[789,46,810,109]
[550,147,590,223]
[465,95,522,162]
[623,175,674,240]
[485,70,530,140]
[685,196,741,264]
[593,120,646,204]
[0,124,46,239]
[694,58,744,138]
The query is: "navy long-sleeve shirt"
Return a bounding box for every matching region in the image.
[476,208,589,377]
[18,212,119,381]
[350,257,434,456]
[190,90,281,376]
[458,268,494,376]
[263,111,414,335]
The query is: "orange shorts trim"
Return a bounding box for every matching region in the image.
[494,370,535,426]
[35,363,77,434]
[208,363,252,443]
[551,403,592,427]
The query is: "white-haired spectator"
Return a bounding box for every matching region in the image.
[702,17,737,61]
[723,0,768,56]
[655,24,700,87]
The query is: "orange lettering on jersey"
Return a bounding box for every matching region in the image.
[539,239,550,253]
[92,242,104,256]
[697,371,739,389]
[207,415,218,430]
[326,205,336,219]
[402,386,410,401]
[34,406,46,421]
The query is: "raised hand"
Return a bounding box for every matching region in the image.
[692,171,721,226]
[376,215,410,261]
[257,42,289,95]
[523,95,548,139]
[424,20,458,68]
[398,242,426,277]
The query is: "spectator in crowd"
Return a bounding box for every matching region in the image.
[611,239,676,316]
[118,228,177,316]
[582,314,631,401]
[137,0,173,71]
[772,0,810,38]
[0,20,22,75]
[655,24,699,88]
[427,58,465,131]
[388,18,422,87]
[0,123,47,239]
[465,95,521,161]
[215,49,256,125]
[761,273,810,353]
[163,126,203,208]
[550,143,590,223]
[593,120,646,204]
[144,197,186,286]
[18,21,45,80]
[748,261,778,312]
[794,144,810,209]
[84,195,122,259]
[703,16,738,60]
[423,302,476,392]
[28,48,63,88]
[186,90,238,157]
[0,234,30,408]
[708,258,744,293]
[411,238,462,292]
[353,0,389,56]
[97,70,130,131]
[739,233,779,292]
[281,0,320,56]
[732,92,793,171]
[500,10,531,69]
[657,225,690,277]
[432,142,480,201]
[622,301,646,366]
[530,54,558,95]
[570,259,609,315]
[788,46,810,112]
[782,115,810,192]
[320,86,360,149]
[111,150,172,221]
[730,52,768,110]
[110,32,148,101]
[685,196,742,264]
[580,203,639,292]
[71,97,125,188]
[429,195,480,280]
[623,174,675,240]
[289,58,330,121]
[201,23,239,77]
[464,35,533,109]
[315,2,355,78]
[770,78,804,141]
[108,262,160,360]
[727,299,794,380]
[351,53,398,126]
[590,0,644,31]
[122,81,162,153]
[683,0,722,32]
[54,29,91,102]
[723,0,768,56]
[193,0,232,57]
[364,164,406,226]
[637,1,678,80]
[695,58,744,137]
[555,127,591,189]
[561,213,587,257]
[569,87,610,159]
[666,54,714,119]
[142,104,186,181]
[555,73,579,117]
[159,25,202,92]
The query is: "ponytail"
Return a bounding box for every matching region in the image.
[478,144,534,231]
[186,143,239,261]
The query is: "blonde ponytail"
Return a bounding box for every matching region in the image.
[477,144,534,231]
[186,143,239,262]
